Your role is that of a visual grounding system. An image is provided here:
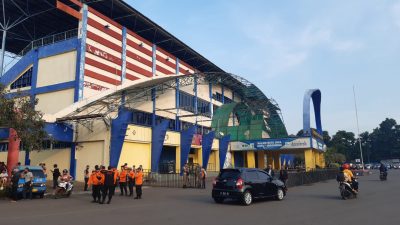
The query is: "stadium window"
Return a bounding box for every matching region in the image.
[10,67,33,89]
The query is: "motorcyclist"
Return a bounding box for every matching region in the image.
[343,164,358,193]
[59,169,73,190]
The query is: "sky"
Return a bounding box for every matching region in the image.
[128,0,400,136]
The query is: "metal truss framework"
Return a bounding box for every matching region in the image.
[56,73,286,133]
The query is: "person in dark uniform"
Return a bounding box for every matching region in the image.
[51,164,61,189]
[101,166,117,204]
[127,167,135,197]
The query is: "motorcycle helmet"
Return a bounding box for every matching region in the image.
[342,164,350,170]
[63,169,68,174]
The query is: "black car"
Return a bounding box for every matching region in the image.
[212,168,286,205]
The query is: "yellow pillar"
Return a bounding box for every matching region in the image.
[196,148,203,166]
[246,151,256,168]
[272,152,281,170]
[215,150,220,171]
[176,146,181,172]
[231,151,235,168]
[320,152,326,168]
[257,151,265,169]
[304,149,316,171]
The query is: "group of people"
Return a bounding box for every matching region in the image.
[0,162,8,190]
[264,164,289,186]
[86,164,144,204]
[182,163,207,189]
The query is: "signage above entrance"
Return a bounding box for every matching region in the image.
[231,137,326,151]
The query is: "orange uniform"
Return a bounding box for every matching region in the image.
[128,170,135,180]
[88,171,105,186]
[119,170,127,183]
[135,171,143,185]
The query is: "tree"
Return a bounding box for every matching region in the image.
[0,85,47,151]
[330,130,356,160]
[368,118,400,161]
[324,147,346,165]
[322,131,331,147]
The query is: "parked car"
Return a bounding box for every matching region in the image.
[392,164,400,169]
[212,168,286,206]
[15,166,47,198]
[364,164,372,170]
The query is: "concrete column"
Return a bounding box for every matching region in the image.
[121,27,127,83]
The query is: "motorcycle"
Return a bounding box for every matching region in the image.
[379,171,387,181]
[54,181,74,198]
[339,180,357,200]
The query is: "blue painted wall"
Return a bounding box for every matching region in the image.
[110,108,133,167]
[303,89,322,135]
[151,120,170,172]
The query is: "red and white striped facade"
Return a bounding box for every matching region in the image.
[82,7,195,98]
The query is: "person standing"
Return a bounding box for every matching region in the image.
[127,167,135,197]
[10,171,21,202]
[88,165,104,203]
[182,163,189,188]
[22,168,33,200]
[134,167,143,199]
[101,166,117,204]
[51,164,61,189]
[200,167,207,189]
[119,166,128,196]
[84,165,90,191]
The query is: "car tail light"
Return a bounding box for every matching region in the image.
[236,178,244,189]
[212,178,217,187]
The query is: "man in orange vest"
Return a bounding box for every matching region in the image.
[128,166,135,197]
[119,165,128,196]
[134,167,144,199]
[87,165,104,203]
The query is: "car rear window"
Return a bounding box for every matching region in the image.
[219,170,240,179]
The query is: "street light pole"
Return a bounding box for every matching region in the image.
[353,85,364,169]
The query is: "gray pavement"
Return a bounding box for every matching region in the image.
[1,170,400,225]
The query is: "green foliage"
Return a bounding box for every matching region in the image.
[0,85,47,151]
[324,147,346,164]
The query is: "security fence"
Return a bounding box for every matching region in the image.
[285,169,338,187]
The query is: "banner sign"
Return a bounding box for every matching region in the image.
[231,137,312,151]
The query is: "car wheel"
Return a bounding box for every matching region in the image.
[275,188,284,201]
[213,198,224,204]
[242,190,252,206]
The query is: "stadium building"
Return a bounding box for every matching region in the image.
[0,0,325,181]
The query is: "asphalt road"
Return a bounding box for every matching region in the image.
[1,170,400,225]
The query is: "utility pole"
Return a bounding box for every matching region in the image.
[353,85,364,170]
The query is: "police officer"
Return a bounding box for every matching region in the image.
[88,165,104,203]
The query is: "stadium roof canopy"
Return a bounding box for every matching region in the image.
[1,0,224,73]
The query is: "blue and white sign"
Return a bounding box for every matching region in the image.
[231,137,312,151]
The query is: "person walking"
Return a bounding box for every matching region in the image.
[134,167,143,199]
[22,168,33,200]
[51,164,61,189]
[84,165,90,191]
[265,165,275,177]
[279,166,289,189]
[128,167,135,197]
[100,166,117,204]
[10,171,20,202]
[119,166,128,196]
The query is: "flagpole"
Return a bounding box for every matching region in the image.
[353,85,364,169]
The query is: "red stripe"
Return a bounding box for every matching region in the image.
[179,68,191,74]
[68,0,83,7]
[85,69,121,85]
[87,31,122,52]
[87,18,122,41]
[126,29,152,47]
[126,39,153,57]
[126,73,140,81]
[157,47,176,61]
[86,44,122,64]
[56,1,82,20]
[156,64,174,75]
[156,55,176,71]
[126,50,153,68]
[88,7,123,29]
[85,57,121,76]
[126,61,153,78]
[179,60,195,72]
